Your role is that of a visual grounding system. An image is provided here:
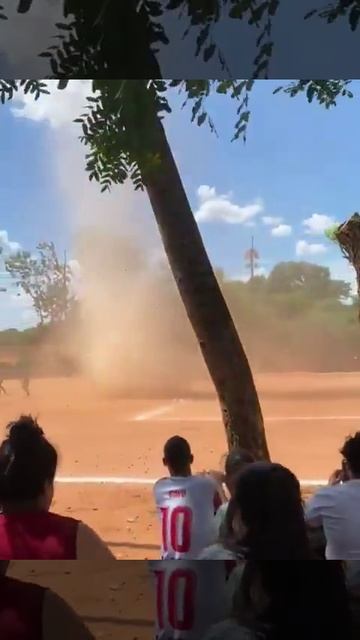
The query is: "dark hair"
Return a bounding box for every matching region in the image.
[236,560,351,640]
[163,436,191,470]
[225,448,255,477]
[341,432,360,476]
[234,462,311,560]
[0,415,57,503]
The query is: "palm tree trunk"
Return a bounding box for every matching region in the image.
[143,110,270,459]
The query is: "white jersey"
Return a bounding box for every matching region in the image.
[153,475,222,559]
[149,560,240,640]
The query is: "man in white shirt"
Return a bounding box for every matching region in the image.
[305,432,360,559]
[153,436,223,559]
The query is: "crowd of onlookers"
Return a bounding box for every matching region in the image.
[1,415,360,637]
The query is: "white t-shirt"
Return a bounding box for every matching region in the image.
[305,479,360,559]
[201,619,258,640]
[149,560,239,640]
[214,502,229,538]
[197,543,238,561]
[153,475,222,559]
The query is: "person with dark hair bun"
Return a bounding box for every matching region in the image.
[0,415,114,560]
[234,462,312,560]
[200,462,312,560]
[202,561,352,640]
[0,560,95,639]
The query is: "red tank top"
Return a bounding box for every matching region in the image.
[0,511,79,559]
[0,575,45,640]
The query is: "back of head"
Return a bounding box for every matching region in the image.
[0,415,57,505]
[234,462,310,560]
[341,432,360,477]
[163,435,192,474]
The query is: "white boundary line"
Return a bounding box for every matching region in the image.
[145,415,360,422]
[134,401,181,422]
[55,475,327,487]
[56,476,156,485]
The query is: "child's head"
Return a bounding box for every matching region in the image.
[0,415,57,512]
[163,436,193,476]
[224,448,255,496]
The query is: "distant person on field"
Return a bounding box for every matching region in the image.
[0,415,115,560]
[153,436,223,559]
[305,432,360,559]
[0,379,7,396]
[22,376,30,397]
[199,462,312,560]
[0,560,95,640]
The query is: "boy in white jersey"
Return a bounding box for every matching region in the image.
[153,436,223,559]
[149,559,242,640]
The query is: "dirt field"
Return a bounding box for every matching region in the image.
[8,560,154,640]
[1,372,360,559]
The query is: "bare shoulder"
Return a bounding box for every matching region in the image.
[77,522,115,560]
[43,589,95,640]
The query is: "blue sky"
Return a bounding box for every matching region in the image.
[0,79,359,329]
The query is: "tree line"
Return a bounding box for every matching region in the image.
[3,247,358,372]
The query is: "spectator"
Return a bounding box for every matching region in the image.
[202,560,351,640]
[214,449,255,540]
[200,462,312,560]
[0,560,95,639]
[305,432,360,559]
[153,436,223,559]
[0,415,115,560]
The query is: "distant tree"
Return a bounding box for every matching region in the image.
[267,261,351,301]
[5,242,75,325]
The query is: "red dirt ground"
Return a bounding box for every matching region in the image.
[1,372,360,559]
[8,560,154,640]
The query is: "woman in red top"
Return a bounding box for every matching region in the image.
[0,415,114,560]
[0,560,95,640]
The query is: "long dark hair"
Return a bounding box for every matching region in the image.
[0,415,57,504]
[234,462,311,560]
[235,560,351,639]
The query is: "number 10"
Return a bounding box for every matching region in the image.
[160,506,193,553]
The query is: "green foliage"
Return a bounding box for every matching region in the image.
[0,259,357,371]
[304,1,360,31]
[5,242,75,325]
[3,0,360,82]
[0,77,355,190]
[325,224,341,243]
[273,80,354,107]
[220,266,359,371]
[266,261,351,300]
[0,80,49,104]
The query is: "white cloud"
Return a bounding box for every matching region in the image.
[0,230,21,257]
[271,224,292,237]
[295,240,327,257]
[303,213,339,235]
[11,80,92,129]
[195,185,264,225]
[262,216,283,226]
[197,185,217,202]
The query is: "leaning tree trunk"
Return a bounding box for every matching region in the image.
[334,213,360,322]
[142,110,270,459]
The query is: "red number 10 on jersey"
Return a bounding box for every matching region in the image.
[160,506,193,554]
[154,568,197,632]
